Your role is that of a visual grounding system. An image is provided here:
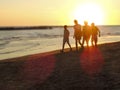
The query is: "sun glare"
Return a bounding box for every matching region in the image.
[73,3,104,25]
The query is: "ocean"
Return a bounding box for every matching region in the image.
[0,25,120,60]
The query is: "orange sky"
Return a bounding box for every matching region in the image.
[0,0,120,26]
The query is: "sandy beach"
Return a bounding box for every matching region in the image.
[0,42,120,90]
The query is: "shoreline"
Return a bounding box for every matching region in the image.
[1,41,120,62]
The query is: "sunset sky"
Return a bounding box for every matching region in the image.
[0,0,120,26]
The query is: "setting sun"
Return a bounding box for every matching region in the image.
[73,3,105,25]
[0,0,120,26]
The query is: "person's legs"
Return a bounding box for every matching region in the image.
[86,36,90,47]
[61,41,66,52]
[82,37,85,47]
[78,38,83,47]
[75,38,78,51]
[86,40,89,47]
[91,36,94,46]
[95,36,98,46]
[67,41,72,51]
[85,37,88,47]
[87,36,90,47]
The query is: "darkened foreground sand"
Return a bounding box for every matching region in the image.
[0,42,120,90]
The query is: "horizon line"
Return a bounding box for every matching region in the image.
[0,24,120,27]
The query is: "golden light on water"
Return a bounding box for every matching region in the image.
[72,3,105,25]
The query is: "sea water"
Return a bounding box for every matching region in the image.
[0,26,120,60]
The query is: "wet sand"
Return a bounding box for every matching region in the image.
[0,42,120,90]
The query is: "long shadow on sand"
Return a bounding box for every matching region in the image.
[1,43,120,90]
[27,47,114,90]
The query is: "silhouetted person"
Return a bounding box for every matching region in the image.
[91,23,100,46]
[61,25,72,52]
[73,20,82,51]
[82,21,91,47]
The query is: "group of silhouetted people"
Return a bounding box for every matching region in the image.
[61,20,100,52]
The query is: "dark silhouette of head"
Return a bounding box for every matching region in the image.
[74,19,78,25]
[91,22,95,26]
[64,25,67,29]
[84,21,88,26]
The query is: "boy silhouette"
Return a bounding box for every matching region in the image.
[61,25,72,52]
